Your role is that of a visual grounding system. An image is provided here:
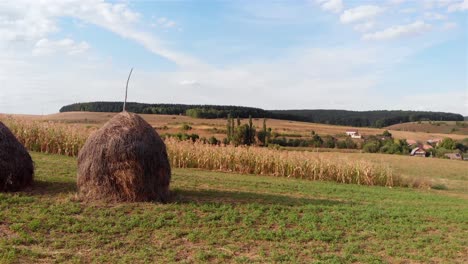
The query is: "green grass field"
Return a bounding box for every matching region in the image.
[0,152,467,263]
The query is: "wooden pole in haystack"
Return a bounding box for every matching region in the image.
[123,68,134,112]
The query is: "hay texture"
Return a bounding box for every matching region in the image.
[0,121,34,191]
[77,112,171,202]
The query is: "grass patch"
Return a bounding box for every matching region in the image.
[431,184,448,190]
[0,152,466,263]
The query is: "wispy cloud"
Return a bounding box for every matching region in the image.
[151,17,177,29]
[447,0,468,12]
[353,22,375,32]
[441,21,458,30]
[32,38,89,56]
[340,5,384,24]
[315,0,343,13]
[363,21,432,41]
[179,80,199,86]
[0,0,198,67]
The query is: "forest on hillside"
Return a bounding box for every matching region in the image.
[271,110,464,127]
[60,102,270,118]
[60,102,464,128]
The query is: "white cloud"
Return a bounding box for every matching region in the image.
[0,3,58,41]
[316,0,343,13]
[363,21,432,41]
[447,0,468,11]
[179,80,199,86]
[0,0,199,68]
[389,0,408,4]
[32,38,89,56]
[340,5,384,24]
[354,22,375,32]
[399,8,417,13]
[442,21,458,30]
[151,17,177,29]
[424,12,446,20]
[0,1,466,116]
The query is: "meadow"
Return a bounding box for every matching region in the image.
[1,113,467,263]
[0,152,466,263]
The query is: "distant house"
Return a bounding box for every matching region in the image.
[346,130,362,139]
[406,139,417,146]
[411,147,426,157]
[444,153,462,160]
[422,144,433,150]
[427,139,442,146]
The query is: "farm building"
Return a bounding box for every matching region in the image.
[406,139,417,146]
[427,139,442,146]
[346,130,362,139]
[444,153,462,160]
[410,147,427,157]
[422,144,433,150]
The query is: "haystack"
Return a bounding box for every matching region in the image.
[0,121,34,191]
[77,112,171,202]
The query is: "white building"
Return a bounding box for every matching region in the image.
[346,130,362,139]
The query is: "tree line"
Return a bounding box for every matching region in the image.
[60,102,464,128]
[271,109,464,128]
[60,102,269,118]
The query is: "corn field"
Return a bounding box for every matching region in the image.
[4,118,90,157]
[2,117,405,187]
[166,138,401,187]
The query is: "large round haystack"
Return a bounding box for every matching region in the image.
[77,112,171,202]
[0,121,34,192]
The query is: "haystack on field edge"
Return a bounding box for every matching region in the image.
[2,116,425,188]
[77,112,171,202]
[0,121,34,191]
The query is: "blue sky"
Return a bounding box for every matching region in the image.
[0,0,467,115]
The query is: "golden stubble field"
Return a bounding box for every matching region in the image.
[2,111,466,142]
[387,121,468,135]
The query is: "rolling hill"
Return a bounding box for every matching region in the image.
[387,121,468,136]
[59,102,464,128]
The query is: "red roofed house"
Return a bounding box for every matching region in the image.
[411,147,426,157]
[422,144,433,150]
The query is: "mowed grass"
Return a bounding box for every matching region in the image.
[0,153,467,263]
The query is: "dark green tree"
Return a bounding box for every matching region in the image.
[439,138,456,150]
[226,114,234,143]
[257,118,270,146]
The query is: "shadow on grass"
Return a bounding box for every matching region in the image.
[19,181,343,206]
[30,180,77,195]
[171,188,344,206]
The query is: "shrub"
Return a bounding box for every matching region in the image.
[208,136,220,145]
[363,141,381,153]
[382,130,392,137]
[181,123,192,131]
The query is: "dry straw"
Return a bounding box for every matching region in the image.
[0,121,34,191]
[77,112,171,202]
[165,138,400,187]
